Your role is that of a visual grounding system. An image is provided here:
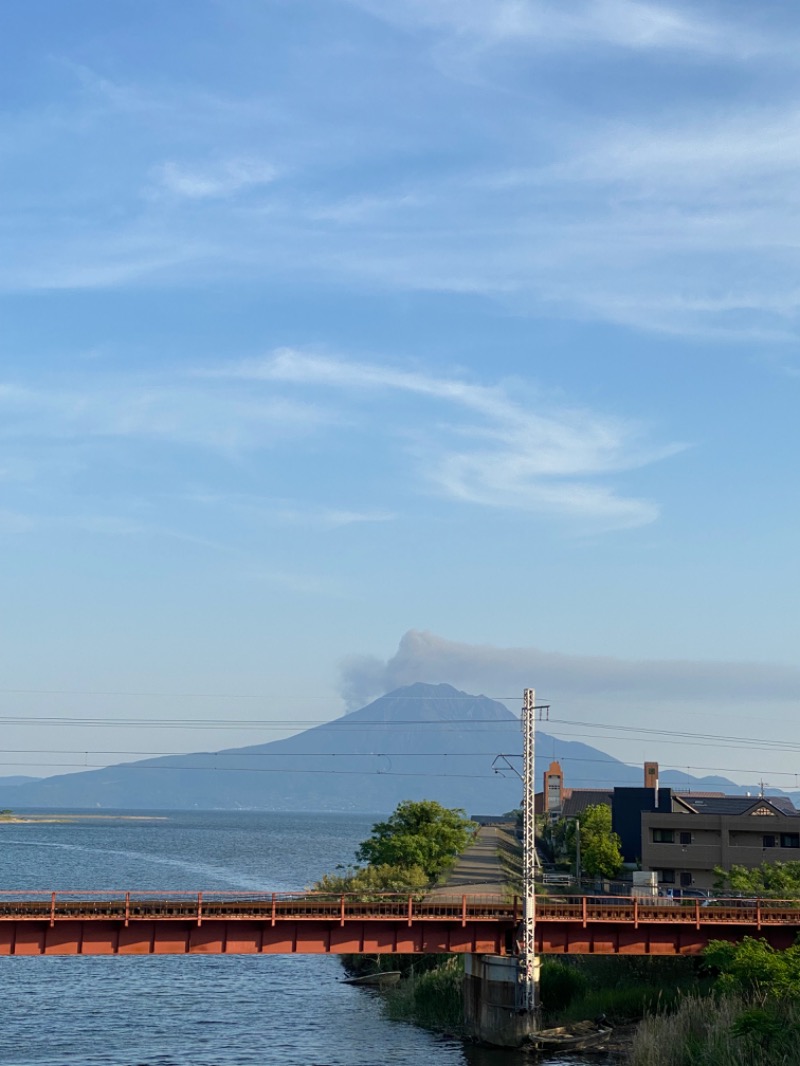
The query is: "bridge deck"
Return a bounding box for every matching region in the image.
[0,893,797,956]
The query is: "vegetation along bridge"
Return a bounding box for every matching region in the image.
[1,892,799,957]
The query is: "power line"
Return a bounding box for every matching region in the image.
[0,715,520,727]
[2,711,800,758]
[0,747,797,782]
[552,717,795,748]
[0,761,496,779]
[0,689,523,700]
[4,712,800,783]
[0,748,507,757]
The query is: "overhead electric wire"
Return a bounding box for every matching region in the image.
[0,716,522,728]
[2,710,800,758]
[0,689,527,700]
[0,710,795,744]
[0,746,798,782]
[4,707,800,784]
[0,761,496,779]
[0,761,792,793]
[552,717,799,748]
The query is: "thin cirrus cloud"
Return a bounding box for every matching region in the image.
[528,108,800,195]
[185,491,395,529]
[1,38,796,341]
[218,348,681,528]
[154,158,279,200]
[0,375,329,453]
[346,0,765,56]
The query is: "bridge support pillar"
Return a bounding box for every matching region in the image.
[463,954,539,1048]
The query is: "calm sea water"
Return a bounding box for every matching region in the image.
[0,811,589,1066]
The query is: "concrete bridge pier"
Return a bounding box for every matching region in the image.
[462,954,540,1048]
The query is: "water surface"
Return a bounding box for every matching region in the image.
[0,811,595,1066]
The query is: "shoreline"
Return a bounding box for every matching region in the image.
[0,814,168,824]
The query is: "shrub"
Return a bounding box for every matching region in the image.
[540,960,588,1012]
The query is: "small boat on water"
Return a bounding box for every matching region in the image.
[342,970,402,988]
[526,1020,613,1053]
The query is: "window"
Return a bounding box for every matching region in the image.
[763,835,776,848]
[660,869,675,884]
[680,872,693,887]
[679,831,692,846]
[781,833,800,849]
[653,828,674,844]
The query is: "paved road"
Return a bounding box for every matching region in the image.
[426,824,520,898]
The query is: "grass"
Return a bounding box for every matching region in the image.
[384,956,465,1034]
[540,957,710,1027]
[631,994,800,1066]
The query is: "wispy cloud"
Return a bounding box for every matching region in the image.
[521,108,800,196]
[0,365,393,551]
[276,506,395,528]
[218,348,681,528]
[186,491,395,528]
[4,12,796,342]
[0,376,327,453]
[154,158,278,200]
[347,0,767,57]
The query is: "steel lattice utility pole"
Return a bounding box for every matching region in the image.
[519,687,538,1019]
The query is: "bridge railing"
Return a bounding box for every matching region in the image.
[1,891,800,925]
[0,890,518,922]
[537,895,800,925]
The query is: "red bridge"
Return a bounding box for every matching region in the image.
[1,892,798,957]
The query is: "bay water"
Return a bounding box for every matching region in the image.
[0,811,592,1066]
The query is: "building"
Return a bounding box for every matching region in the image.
[539,758,800,893]
[641,794,800,893]
[535,759,612,819]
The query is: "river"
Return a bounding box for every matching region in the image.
[0,811,602,1066]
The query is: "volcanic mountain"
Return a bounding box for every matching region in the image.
[2,682,744,812]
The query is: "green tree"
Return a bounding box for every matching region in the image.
[356,800,476,880]
[705,936,800,998]
[314,862,429,900]
[579,804,623,879]
[714,861,800,899]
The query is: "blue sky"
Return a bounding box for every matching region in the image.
[3,0,800,786]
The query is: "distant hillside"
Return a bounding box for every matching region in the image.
[1,682,767,812]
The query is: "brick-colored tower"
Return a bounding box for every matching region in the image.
[544,760,564,813]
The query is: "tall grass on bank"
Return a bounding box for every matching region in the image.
[632,995,800,1066]
[382,955,704,1037]
[384,956,465,1034]
[541,956,705,1026]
